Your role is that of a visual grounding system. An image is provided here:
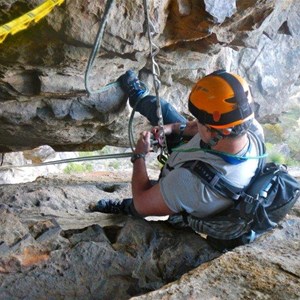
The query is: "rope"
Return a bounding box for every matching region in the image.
[84,0,117,95]
[0,0,65,44]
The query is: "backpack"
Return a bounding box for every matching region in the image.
[181,134,300,252]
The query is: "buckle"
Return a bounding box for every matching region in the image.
[243,194,255,204]
[157,153,168,165]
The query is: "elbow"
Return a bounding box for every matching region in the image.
[132,193,149,216]
[132,192,175,216]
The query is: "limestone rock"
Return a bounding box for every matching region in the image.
[0,1,300,298]
[0,0,299,151]
[0,173,299,299]
[132,200,300,300]
[0,175,220,299]
[204,0,236,23]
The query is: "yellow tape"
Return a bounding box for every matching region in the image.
[0,0,65,43]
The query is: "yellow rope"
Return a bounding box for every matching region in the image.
[0,0,65,44]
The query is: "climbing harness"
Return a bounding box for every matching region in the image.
[0,0,65,44]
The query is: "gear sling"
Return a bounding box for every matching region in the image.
[180,131,300,251]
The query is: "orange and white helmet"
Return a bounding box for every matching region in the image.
[188,70,254,130]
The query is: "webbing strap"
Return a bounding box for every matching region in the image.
[181,131,266,201]
[182,160,242,200]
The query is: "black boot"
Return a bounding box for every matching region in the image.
[118,70,149,107]
[89,198,140,216]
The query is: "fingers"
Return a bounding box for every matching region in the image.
[151,127,159,133]
[135,131,151,154]
[152,124,173,136]
[139,131,150,140]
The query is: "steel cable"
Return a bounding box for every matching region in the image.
[84,0,116,95]
[143,0,168,157]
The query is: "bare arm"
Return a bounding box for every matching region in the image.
[176,120,198,137]
[131,131,175,216]
[152,120,198,138]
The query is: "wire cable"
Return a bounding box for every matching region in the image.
[143,0,168,158]
[84,0,116,95]
[0,152,134,170]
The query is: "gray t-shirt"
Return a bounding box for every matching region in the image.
[159,133,261,218]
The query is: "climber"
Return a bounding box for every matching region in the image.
[89,69,264,220]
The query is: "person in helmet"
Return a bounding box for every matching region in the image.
[90,69,264,219]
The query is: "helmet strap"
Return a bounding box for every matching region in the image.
[208,130,224,147]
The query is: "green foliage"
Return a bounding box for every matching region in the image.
[265,143,286,164]
[268,152,286,164]
[285,157,300,166]
[263,124,284,144]
[263,105,300,166]
[78,151,96,157]
[78,146,117,158]
[108,160,121,170]
[98,146,116,155]
[280,107,300,155]
[63,162,93,174]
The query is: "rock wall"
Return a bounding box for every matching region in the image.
[0,173,299,300]
[0,1,300,299]
[0,174,221,299]
[0,0,299,152]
